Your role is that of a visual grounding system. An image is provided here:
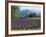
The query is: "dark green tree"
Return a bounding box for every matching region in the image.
[28,13,33,17]
[11,6,20,19]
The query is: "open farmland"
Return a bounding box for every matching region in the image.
[11,18,41,30]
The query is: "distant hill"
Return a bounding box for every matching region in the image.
[20,9,32,17]
[20,9,41,17]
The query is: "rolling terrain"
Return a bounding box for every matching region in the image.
[11,18,41,30]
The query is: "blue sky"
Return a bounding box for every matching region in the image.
[19,6,41,16]
[20,6,41,13]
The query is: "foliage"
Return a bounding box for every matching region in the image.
[11,6,20,19]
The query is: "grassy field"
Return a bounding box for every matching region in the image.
[11,18,41,30]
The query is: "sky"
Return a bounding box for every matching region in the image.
[20,6,41,9]
[19,6,41,16]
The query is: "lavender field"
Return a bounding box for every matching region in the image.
[11,6,41,30]
[11,18,41,30]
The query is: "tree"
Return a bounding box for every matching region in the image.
[28,13,33,17]
[33,12,36,17]
[11,6,20,19]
